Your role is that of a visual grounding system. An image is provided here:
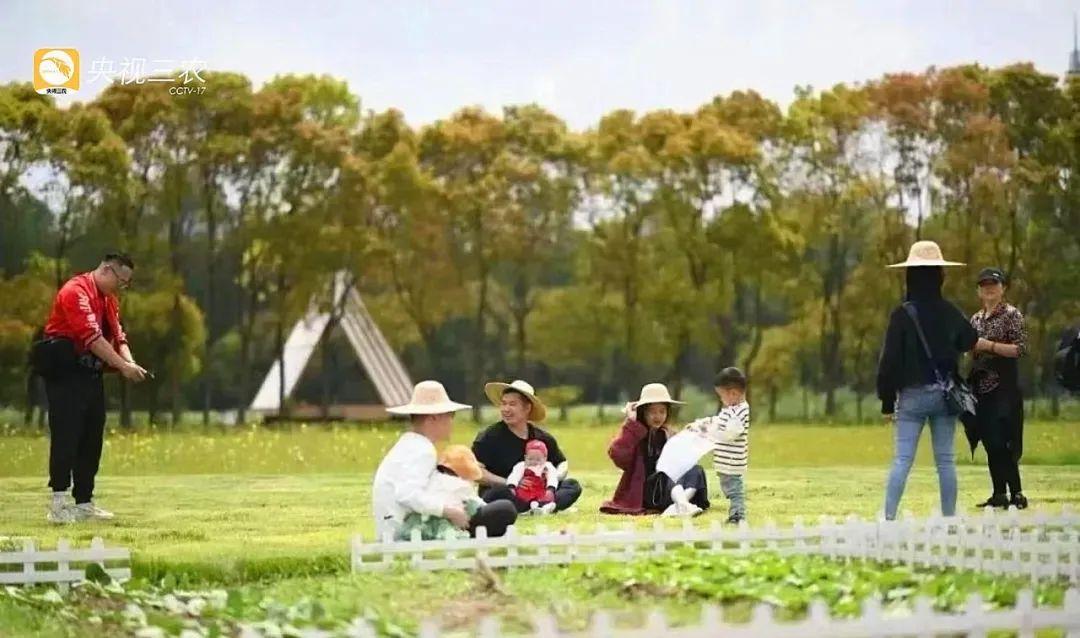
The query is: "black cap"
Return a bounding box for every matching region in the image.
[977,267,1006,285]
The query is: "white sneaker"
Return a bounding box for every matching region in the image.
[539,502,557,515]
[74,502,115,521]
[661,501,701,518]
[47,502,78,524]
[529,501,540,516]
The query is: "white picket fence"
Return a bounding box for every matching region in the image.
[277,588,1080,638]
[352,507,1080,583]
[0,537,130,586]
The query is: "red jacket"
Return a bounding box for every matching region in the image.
[599,419,670,515]
[43,272,128,358]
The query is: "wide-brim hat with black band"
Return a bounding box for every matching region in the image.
[887,240,965,268]
[484,379,547,422]
[976,267,1006,285]
[386,380,471,415]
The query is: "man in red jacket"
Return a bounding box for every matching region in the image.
[40,253,148,524]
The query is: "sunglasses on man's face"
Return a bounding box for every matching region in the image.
[106,265,132,289]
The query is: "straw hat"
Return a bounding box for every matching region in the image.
[887,241,965,268]
[386,380,470,415]
[630,383,686,410]
[438,445,484,481]
[484,379,547,422]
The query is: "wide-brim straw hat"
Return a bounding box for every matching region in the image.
[386,380,471,415]
[630,383,686,410]
[887,240,965,268]
[439,445,484,482]
[484,379,547,422]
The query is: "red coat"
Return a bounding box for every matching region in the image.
[599,419,670,515]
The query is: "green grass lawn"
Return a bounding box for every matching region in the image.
[1,419,1078,476]
[0,421,1078,636]
[1,421,1078,580]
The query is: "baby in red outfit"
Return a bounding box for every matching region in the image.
[507,440,558,515]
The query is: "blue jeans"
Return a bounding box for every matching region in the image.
[719,473,745,519]
[884,384,958,520]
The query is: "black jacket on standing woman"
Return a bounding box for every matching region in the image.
[876,267,979,415]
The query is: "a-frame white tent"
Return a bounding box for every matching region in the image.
[249,272,413,417]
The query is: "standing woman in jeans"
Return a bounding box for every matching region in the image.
[968,268,1028,510]
[877,241,979,520]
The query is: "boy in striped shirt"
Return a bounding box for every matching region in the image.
[687,368,750,524]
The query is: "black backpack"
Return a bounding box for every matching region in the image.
[1055,325,1080,392]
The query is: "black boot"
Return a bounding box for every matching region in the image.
[976,493,1009,509]
[1010,493,1028,510]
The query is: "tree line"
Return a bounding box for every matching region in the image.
[1,62,1078,425]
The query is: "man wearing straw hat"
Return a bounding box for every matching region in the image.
[471,379,583,512]
[372,380,518,539]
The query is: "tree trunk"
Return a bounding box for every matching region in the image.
[740,284,765,404]
[119,380,132,429]
[148,383,159,426]
[595,354,609,422]
[801,385,809,422]
[169,295,183,427]
[514,309,528,377]
[821,233,845,418]
[276,271,288,419]
[276,316,286,419]
[716,313,738,372]
[236,279,258,426]
[54,199,73,289]
[202,172,217,426]
[768,385,778,423]
[22,373,34,428]
[915,184,924,240]
[670,329,691,400]
[471,250,490,424]
[319,317,338,420]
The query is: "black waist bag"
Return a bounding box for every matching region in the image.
[30,337,78,379]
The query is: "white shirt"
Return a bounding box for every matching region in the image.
[687,401,751,475]
[506,461,559,488]
[371,432,446,539]
[427,472,486,510]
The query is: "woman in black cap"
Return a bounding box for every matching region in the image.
[969,267,1028,509]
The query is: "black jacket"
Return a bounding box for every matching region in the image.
[876,268,979,414]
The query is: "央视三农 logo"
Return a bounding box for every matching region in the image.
[34,48,80,95]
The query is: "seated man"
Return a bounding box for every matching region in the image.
[372,380,517,539]
[472,379,583,512]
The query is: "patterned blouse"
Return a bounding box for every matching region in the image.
[970,303,1027,394]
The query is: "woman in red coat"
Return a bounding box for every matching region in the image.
[600,384,710,516]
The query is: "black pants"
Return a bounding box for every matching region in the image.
[45,371,106,504]
[482,478,583,513]
[468,500,518,537]
[976,387,1023,497]
[644,466,710,512]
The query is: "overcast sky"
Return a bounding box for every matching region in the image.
[2,1,1077,129]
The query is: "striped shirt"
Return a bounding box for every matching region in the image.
[687,401,750,476]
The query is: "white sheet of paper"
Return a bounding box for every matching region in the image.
[656,430,713,482]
